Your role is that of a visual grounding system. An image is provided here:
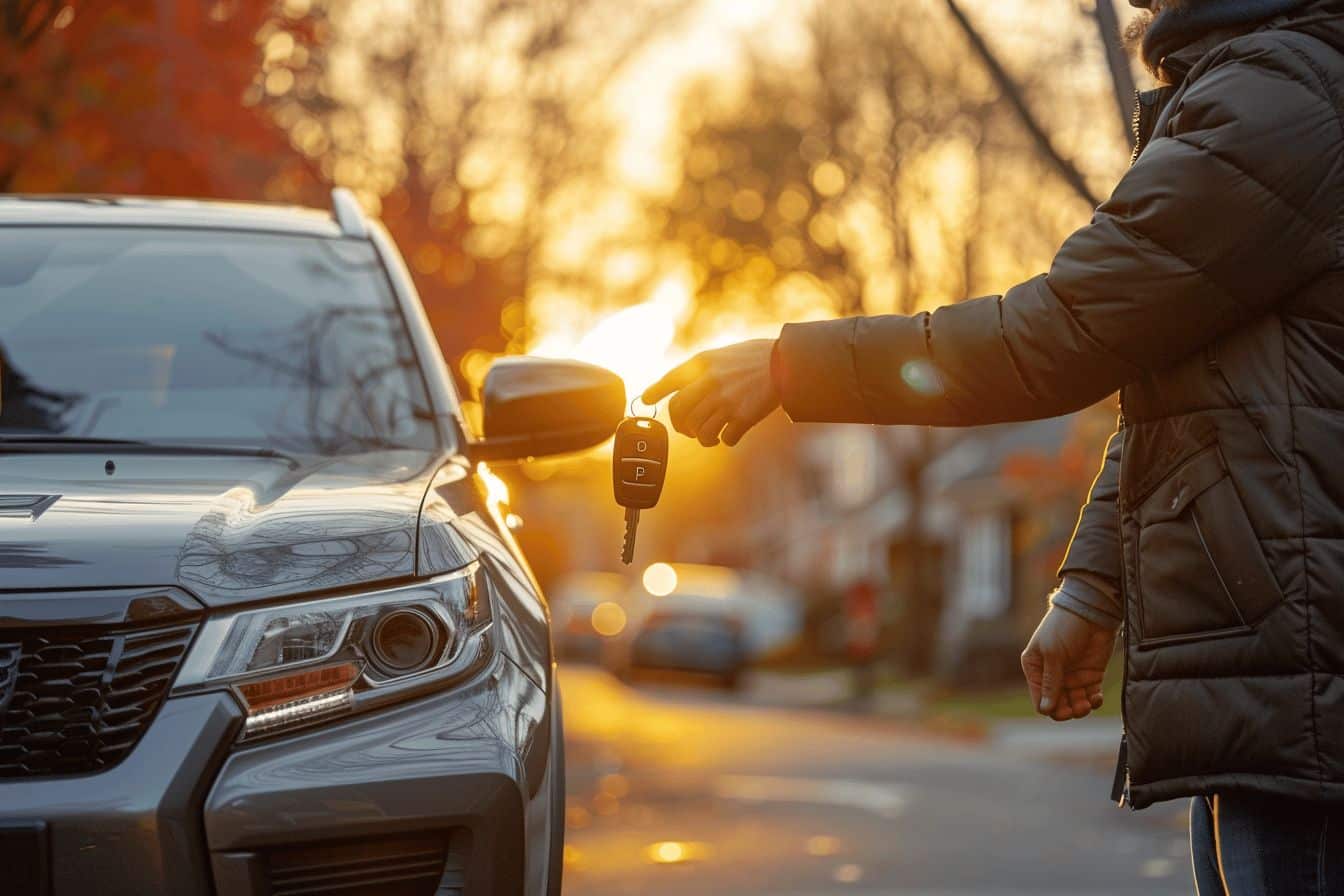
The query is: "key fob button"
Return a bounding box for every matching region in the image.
[619,457,660,477]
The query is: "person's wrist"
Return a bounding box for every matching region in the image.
[1049,587,1121,631]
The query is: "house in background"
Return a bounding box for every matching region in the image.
[727,404,1114,684]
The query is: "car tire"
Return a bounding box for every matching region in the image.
[546,691,566,896]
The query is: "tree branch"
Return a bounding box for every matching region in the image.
[943,0,1099,208]
[1094,0,1138,149]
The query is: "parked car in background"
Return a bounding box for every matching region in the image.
[605,563,802,690]
[621,604,749,690]
[549,570,628,662]
[0,191,626,896]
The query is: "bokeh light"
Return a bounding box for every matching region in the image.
[643,562,678,596]
[645,841,711,865]
[590,601,628,637]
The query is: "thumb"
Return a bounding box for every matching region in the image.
[1038,650,1063,714]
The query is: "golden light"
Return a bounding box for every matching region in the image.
[651,842,685,863]
[476,462,511,510]
[644,841,711,865]
[642,562,678,597]
[530,274,691,398]
[590,601,628,637]
[566,807,592,830]
[805,835,842,857]
[811,160,846,197]
[599,773,630,799]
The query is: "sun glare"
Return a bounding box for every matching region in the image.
[531,273,692,398]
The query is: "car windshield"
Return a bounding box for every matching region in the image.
[0,226,439,456]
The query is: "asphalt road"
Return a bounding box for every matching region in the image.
[558,665,1191,896]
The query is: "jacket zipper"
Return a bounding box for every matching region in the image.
[1115,81,1134,798]
[1130,90,1145,163]
[1131,87,1174,163]
[1113,413,1131,809]
[1110,85,1167,809]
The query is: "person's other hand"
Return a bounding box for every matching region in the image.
[1020,606,1116,722]
[641,339,780,446]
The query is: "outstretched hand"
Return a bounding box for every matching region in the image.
[1021,605,1116,722]
[641,339,780,446]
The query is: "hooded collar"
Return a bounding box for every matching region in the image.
[1134,0,1311,75]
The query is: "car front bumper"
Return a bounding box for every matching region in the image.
[0,654,550,896]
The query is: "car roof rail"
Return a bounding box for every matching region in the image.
[330,186,369,238]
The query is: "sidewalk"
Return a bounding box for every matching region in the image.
[991,717,1122,759]
[744,669,1122,760]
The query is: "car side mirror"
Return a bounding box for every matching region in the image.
[471,357,625,461]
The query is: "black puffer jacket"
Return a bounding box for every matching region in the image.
[774,2,1344,809]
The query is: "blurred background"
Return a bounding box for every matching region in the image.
[3,1,1192,892]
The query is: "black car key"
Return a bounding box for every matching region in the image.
[612,414,668,565]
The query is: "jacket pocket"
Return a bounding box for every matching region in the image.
[1134,445,1283,648]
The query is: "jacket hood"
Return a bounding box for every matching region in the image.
[0,449,442,606]
[1147,0,1344,81]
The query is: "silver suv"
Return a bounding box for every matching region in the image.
[0,191,625,896]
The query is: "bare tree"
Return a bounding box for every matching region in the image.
[262,0,689,367]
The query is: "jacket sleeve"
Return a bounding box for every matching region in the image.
[775,34,1341,426]
[1057,425,1123,593]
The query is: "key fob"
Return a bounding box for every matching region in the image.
[613,416,668,509]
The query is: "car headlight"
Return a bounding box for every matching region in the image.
[174,562,492,739]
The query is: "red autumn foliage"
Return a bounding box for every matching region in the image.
[0,1,307,197]
[0,1,502,370]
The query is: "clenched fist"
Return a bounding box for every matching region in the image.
[642,339,780,446]
[1021,605,1116,722]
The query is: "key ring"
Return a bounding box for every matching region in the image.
[629,396,658,420]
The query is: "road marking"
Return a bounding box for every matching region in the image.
[714,775,907,818]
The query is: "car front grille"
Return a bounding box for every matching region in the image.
[0,622,196,778]
[266,830,469,896]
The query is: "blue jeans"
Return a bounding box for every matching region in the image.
[1191,794,1344,894]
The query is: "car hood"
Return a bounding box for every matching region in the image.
[0,450,443,606]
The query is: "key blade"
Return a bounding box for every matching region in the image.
[622,507,640,565]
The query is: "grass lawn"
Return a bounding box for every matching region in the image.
[919,661,1124,723]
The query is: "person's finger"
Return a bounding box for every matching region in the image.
[667,377,717,436]
[697,407,733,447]
[722,414,755,446]
[1061,669,1105,709]
[682,396,727,443]
[1038,650,1063,715]
[1021,648,1042,710]
[642,355,706,405]
[1055,684,1093,720]
[721,397,770,446]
